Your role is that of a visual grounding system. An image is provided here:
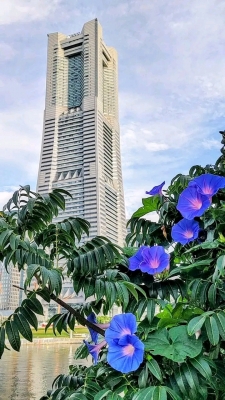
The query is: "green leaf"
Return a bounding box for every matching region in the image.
[14,313,33,342]
[115,282,129,310]
[132,387,155,400]
[214,311,225,340]
[26,264,40,283]
[0,327,5,359]
[205,315,220,346]
[83,381,102,398]
[147,299,156,323]
[20,306,38,330]
[65,394,87,400]
[207,284,217,308]
[74,343,89,360]
[40,266,50,287]
[94,389,113,400]
[121,282,146,302]
[169,259,212,277]
[187,314,207,335]
[132,196,160,218]
[138,365,149,389]
[213,255,225,282]
[45,314,61,332]
[152,387,167,400]
[5,320,21,351]
[181,363,199,395]
[0,229,13,249]
[165,387,182,400]
[26,297,44,315]
[189,356,212,382]
[147,358,162,382]
[144,326,202,362]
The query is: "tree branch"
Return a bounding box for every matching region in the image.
[13,285,105,337]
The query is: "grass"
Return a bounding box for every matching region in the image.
[32,327,88,338]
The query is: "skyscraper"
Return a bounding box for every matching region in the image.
[37,19,126,245]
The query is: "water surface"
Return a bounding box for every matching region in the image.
[0,343,88,400]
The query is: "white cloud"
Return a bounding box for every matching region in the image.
[0,191,14,209]
[202,139,221,150]
[0,106,42,177]
[0,0,63,25]
[0,43,16,61]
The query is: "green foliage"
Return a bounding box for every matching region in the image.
[2,147,225,399]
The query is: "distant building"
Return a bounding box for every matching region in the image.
[37,18,126,245]
[0,262,22,311]
[36,19,127,318]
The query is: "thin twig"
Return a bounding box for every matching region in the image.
[13,285,105,336]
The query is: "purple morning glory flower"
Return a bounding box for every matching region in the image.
[139,246,170,275]
[105,313,137,346]
[188,173,225,197]
[129,246,146,271]
[107,334,144,373]
[87,313,98,344]
[105,313,144,373]
[146,181,165,195]
[84,340,107,364]
[171,218,200,245]
[87,313,110,344]
[177,186,211,220]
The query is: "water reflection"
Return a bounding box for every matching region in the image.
[0,343,89,400]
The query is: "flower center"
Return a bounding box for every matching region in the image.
[123,344,135,356]
[150,259,160,269]
[190,197,202,210]
[202,185,213,195]
[121,328,131,336]
[184,230,193,239]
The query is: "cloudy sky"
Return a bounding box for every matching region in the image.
[1,0,225,216]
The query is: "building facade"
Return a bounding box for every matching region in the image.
[37,19,126,245]
[0,262,23,311]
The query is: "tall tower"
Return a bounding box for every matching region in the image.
[37,19,126,245]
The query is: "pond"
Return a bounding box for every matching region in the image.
[0,343,89,400]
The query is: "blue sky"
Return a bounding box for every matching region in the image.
[0,0,225,217]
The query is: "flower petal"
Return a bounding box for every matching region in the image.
[84,340,107,365]
[105,313,137,346]
[189,174,225,197]
[87,313,98,344]
[146,181,165,195]
[177,186,211,219]
[107,335,144,373]
[139,246,170,274]
[128,246,146,271]
[171,218,200,245]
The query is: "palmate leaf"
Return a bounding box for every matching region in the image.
[144,325,202,362]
